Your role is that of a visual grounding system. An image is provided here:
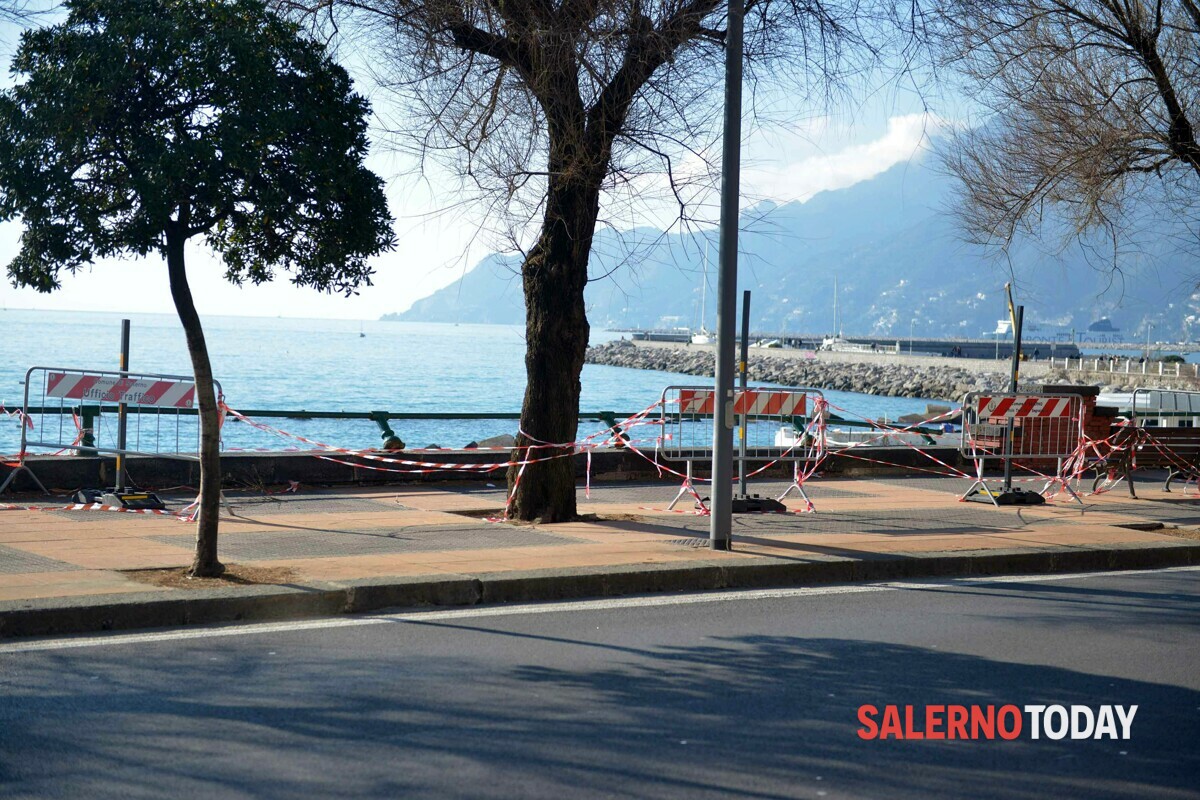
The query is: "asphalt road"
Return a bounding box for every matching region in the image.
[2,568,1199,800]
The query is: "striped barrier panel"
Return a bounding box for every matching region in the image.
[45,372,197,408]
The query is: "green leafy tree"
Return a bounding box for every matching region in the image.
[0,0,395,576]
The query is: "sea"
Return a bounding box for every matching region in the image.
[0,309,937,455]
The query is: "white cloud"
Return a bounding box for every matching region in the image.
[742,113,946,204]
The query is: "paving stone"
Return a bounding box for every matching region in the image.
[613,506,1072,537]
[222,494,410,515]
[148,524,584,561]
[0,544,84,575]
[578,481,869,504]
[1084,501,1200,525]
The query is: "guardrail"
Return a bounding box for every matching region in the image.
[14,405,640,453]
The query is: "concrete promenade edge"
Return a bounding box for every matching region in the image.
[4,541,1200,640]
[3,475,1200,639]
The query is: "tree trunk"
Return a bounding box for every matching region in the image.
[166,222,224,577]
[506,178,600,522]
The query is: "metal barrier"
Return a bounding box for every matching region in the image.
[656,385,825,509]
[0,366,222,494]
[960,392,1085,506]
[1130,389,1200,492]
[1131,388,1200,427]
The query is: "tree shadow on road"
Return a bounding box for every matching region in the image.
[2,599,1198,799]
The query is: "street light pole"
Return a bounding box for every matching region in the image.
[115,319,130,493]
[909,319,915,354]
[709,0,744,551]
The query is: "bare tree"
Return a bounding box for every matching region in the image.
[939,1,1200,254]
[0,1,45,26]
[282,0,925,522]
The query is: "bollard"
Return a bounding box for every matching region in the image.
[77,405,98,456]
[369,411,405,450]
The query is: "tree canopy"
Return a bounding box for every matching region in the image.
[0,0,395,295]
[0,1,40,25]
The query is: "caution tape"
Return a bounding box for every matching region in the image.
[217,400,674,524]
[0,501,195,520]
[823,401,971,480]
[221,402,587,457]
[0,402,34,430]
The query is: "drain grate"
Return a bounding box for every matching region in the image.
[665,537,710,548]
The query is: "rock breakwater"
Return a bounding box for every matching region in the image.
[586,341,1013,401]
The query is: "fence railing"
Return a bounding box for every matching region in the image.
[10,405,641,454]
[1050,357,1199,377]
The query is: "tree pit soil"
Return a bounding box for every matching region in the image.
[442,509,649,525]
[1162,525,1200,542]
[124,565,299,589]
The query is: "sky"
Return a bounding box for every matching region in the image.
[0,13,950,321]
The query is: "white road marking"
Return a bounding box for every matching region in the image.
[1,566,1197,654]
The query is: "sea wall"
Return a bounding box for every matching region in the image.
[587,341,1198,400]
[587,340,1012,401]
[2,446,970,493]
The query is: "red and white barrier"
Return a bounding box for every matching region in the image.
[960,391,1086,506]
[975,395,1074,420]
[46,372,196,408]
[657,386,827,512]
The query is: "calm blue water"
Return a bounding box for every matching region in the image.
[0,309,936,454]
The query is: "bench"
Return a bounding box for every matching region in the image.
[1091,423,1200,497]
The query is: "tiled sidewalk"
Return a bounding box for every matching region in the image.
[2,474,1198,604]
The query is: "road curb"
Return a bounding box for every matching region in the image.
[2,540,1199,639]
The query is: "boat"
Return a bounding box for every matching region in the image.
[775,423,958,449]
[817,276,875,352]
[818,335,876,353]
[982,317,1124,345]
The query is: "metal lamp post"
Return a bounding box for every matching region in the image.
[709,0,745,551]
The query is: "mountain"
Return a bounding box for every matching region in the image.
[384,157,1200,342]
